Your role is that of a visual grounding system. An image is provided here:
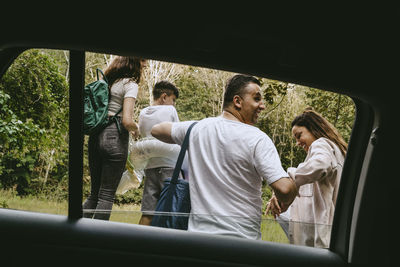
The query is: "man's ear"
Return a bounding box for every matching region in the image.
[160,92,167,103]
[233,95,242,110]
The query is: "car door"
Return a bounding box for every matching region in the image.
[0,13,395,265]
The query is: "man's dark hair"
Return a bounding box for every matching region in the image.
[223,74,261,109]
[153,80,179,100]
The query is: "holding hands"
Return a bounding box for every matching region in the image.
[265,195,290,219]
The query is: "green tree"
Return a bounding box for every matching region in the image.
[0,90,43,189]
[175,66,231,120]
[0,49,69,194]
[257,82,307,170]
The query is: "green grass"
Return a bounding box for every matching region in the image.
[109,204,142,224]
[0,189,288,243]
[0,189,142,221]
[0,189,68,215]
[261,215,289,243]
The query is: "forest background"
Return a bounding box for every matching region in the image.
[0,49,355,210]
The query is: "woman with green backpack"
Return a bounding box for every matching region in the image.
[83,56,147,220]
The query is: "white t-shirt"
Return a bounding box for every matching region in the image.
[108,78,138,116]
[171,116,288,240]
[138,105,180,169]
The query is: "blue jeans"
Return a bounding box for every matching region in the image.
[83,119,129,220]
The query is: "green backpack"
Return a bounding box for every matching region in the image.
[83,68,122,135]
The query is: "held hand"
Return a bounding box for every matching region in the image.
[265,195,281,219]
[269,177,297,211]
[130,130,140,139]
[279,202,290,213]
[130,123,140,139]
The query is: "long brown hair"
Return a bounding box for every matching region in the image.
[104,56,144,87]
[291,108,348,156]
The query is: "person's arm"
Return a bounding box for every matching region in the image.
[253,136,297,211]
[289,140,335,188]
[151,122,175,144]
[269,177,297,211]
[122,97,139,138]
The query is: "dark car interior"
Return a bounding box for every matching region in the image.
[0,7,396,266]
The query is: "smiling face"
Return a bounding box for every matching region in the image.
[292,125,317,152]
[235,83,265,125]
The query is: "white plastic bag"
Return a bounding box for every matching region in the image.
[117,137,183,195]
[116,169,142,195]
[128,137,181,164]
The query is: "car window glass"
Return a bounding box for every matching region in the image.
[0,49,70,216]
[0,49,355,248]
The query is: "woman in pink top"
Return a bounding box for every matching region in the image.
[267,108,347,248]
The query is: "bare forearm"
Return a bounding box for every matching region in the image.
[151,122,175,144]
[270,177,297,207]
[122,119,138,132]
[121,97,138,134]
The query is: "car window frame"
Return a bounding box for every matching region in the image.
[0,46,376,265]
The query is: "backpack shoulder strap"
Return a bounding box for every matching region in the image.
[96,68,108,83]
[114,107,123,116]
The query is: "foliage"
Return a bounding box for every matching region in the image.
[114,185,144,206]
[0,49,69,194]
[257,83,307,170]
[0,91,44,192]
[175,66,231,121]
[1,50,68,128]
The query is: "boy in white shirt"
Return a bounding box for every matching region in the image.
[138,80,181,225]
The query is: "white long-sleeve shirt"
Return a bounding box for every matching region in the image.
[287,137,345,248]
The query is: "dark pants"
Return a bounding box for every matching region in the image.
[83,119,129,220]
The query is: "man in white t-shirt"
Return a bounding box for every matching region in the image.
[138,80,181,225]
[151,74,297,240]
